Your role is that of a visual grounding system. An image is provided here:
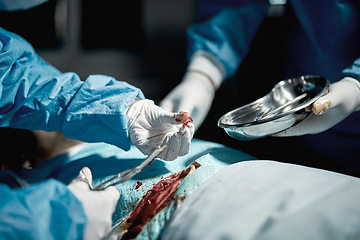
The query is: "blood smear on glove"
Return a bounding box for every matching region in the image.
[176,111,193,127]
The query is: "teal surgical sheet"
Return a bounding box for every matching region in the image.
[19,138,255,239]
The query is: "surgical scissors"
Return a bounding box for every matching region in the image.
[93,145,167,190]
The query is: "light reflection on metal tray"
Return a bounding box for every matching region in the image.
[218,75,330,141]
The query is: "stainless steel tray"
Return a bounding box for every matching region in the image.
[218,75,330,140]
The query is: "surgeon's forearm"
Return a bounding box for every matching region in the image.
[343,57,360,80]
[0,27,82,131]
[62,75,144,151]
[0,27,145,150]
[186,1,269,78]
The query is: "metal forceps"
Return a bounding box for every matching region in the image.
[93,145,167,190]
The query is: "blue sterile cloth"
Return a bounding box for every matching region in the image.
[17,138,256,239]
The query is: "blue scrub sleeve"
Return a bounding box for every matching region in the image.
[0,27,145,150]
[343,57,360,80]
[187,0,269,78]
[0,179,87,240]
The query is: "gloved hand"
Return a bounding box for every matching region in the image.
[276,77,360,136]
[125,99,194,161]
[68,167,120,240]
[160,51,225,131]
[160,71,215,132]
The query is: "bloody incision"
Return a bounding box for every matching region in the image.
[119,161,201,240]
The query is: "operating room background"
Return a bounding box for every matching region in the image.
[0,0,355,177]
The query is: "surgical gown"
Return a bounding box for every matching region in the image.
[187,0,360,163]
[0,26,144,239]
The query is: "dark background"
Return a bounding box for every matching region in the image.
[0,0,357,177]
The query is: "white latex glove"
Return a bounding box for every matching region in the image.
[125,99,194,161]
[68,167,120,240]
[276,77,360,136]
[160,51,225,131]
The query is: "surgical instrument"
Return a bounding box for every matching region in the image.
[93,145,167,190]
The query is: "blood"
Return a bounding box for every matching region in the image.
[122,177,182,239]
[175,111,193,128]
[183,117,193,127]
[120,162,201,240]
[134,181,142,190]
[147,157,156,166]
